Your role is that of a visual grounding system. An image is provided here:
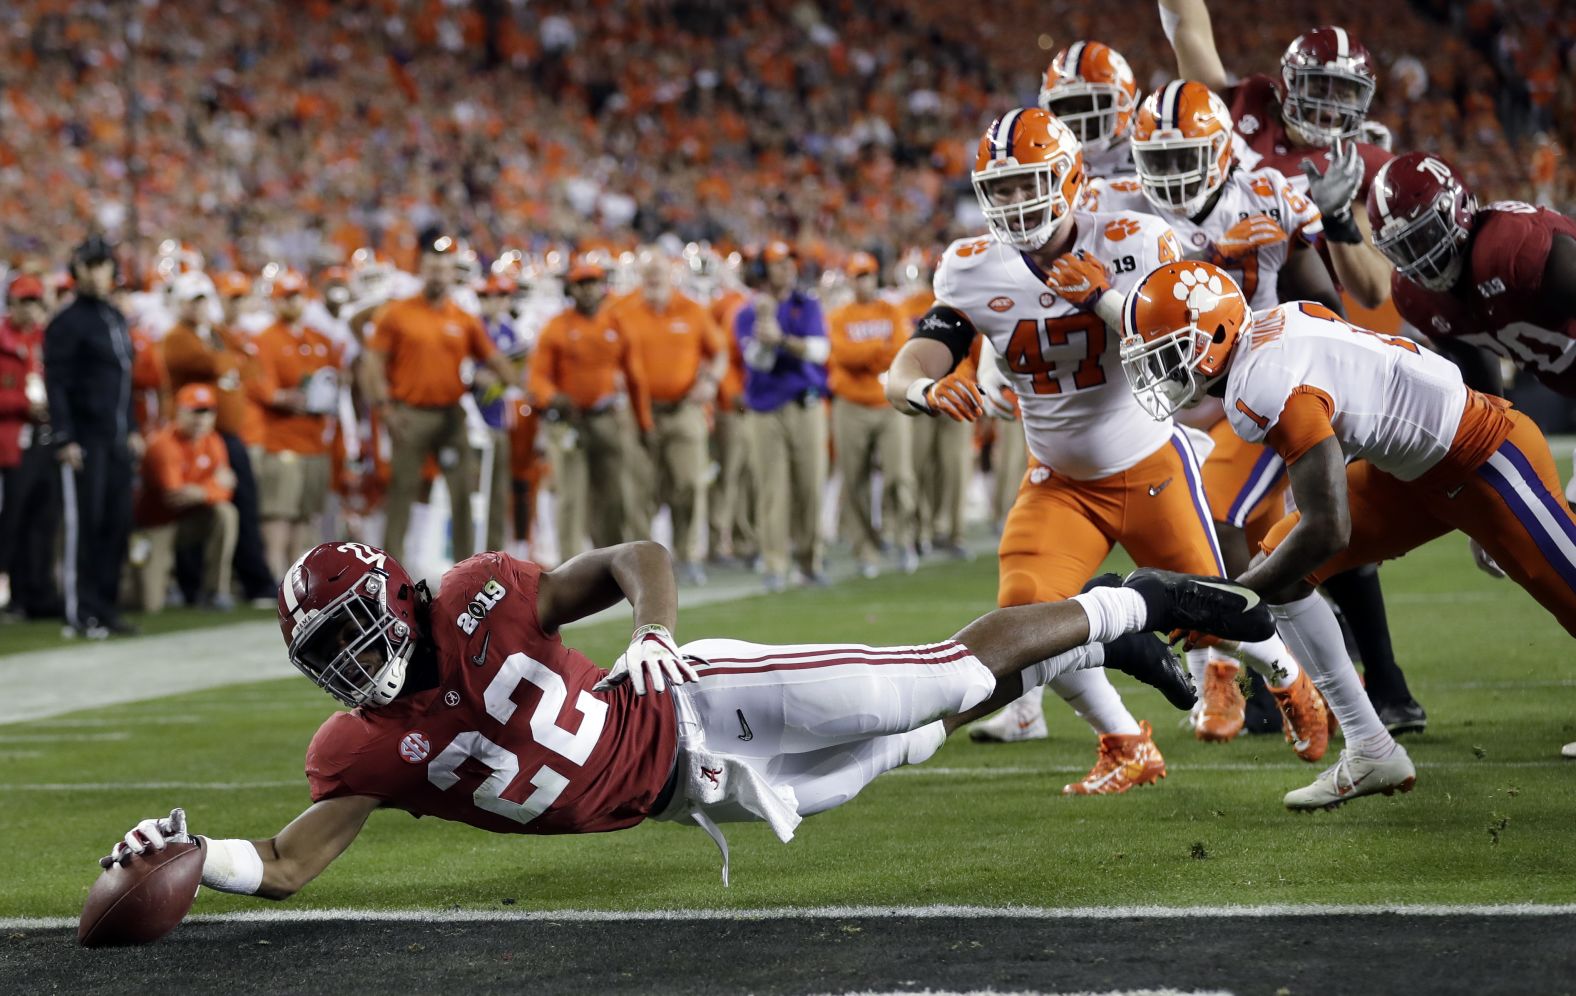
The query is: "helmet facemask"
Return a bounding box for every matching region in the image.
[972,159,1076,251]
[1042,83,1131,154]
[1120,323,1217,420]
[1133,132,1229,217]
[1373,193,1473,292]
[288,571,414,709]
[1283,66,1375,146]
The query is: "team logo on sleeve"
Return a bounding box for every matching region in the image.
[456,578,507,635]
[1040,292,1056,307]
[399,731,432,763]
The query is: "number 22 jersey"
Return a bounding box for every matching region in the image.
[305,553,677,835]
[934,211,1182,479]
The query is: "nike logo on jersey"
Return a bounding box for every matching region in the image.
[470,631,491,667]
[736,710,754,742]
[1446,484,1465,499]
[1148,478,1172,497]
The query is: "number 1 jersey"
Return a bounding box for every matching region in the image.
[934,212,1182,479]
[305,553,677,835]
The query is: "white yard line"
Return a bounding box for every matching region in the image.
[5,902,1575,931]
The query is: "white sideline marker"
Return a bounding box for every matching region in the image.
[6,902,1576,931]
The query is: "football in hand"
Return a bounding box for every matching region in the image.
[78,840,204,947]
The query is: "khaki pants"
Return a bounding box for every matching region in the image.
[708,407,756,559]
[137,502,238,612]
[649,403,709,564]
[992,423,1028,529]
[832,397,914,564]
[550,408,637,560]
[384,403,475,563]
[485,427,511,552]
[748,400,827,578]
[910,415,971,546]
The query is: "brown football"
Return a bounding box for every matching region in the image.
[78,840,204,947]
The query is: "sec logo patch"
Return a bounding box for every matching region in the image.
[444,690,461,707]
[399,731,431,763]
[988,296,1014,312]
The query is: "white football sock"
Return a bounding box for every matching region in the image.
[1050,668,1142,736]
[1185,647,1212,686]
[1271,592,1394,757]
[1022,642,1106,689]
[1069,586,1149,643]
[1221,634,1302,689]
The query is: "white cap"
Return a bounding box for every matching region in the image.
[170,271,216,304]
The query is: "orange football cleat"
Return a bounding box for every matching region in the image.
[1194,659,1245,742]
[1062,721,1167,796]
[1270,669,1330,762]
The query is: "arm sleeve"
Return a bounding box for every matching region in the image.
[620,332,654,434]
[161,328,220,383]
[526,323,560,404]
[1263,386,1337,465]
[206,436,235,503]
[249,337,282,408]
[367,308,395,354]
[1279,181,1324,243]
[910,305,978,370]
[42,310,79,443]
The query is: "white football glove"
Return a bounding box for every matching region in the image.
[1468,538,1506,580]
[102,807,192,868]
[593,624,697,696]
[976,340,1019,421]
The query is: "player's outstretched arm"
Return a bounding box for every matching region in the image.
[537,540,678,635]
[103,796,380,901]
[1277,243,1346,316]
[1158,0,1229,91]
[1236,436,1349,601]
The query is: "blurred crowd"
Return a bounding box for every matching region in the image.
[0,0,1568,272]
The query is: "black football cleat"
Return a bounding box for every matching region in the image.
[1104,631,1196,711]
[1375,696,1427,736]
[1122,568,1275,643]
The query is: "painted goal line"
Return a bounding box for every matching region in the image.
[6,902,1576,931]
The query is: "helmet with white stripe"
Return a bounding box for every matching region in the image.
[1132,81,1235,218]
[971,108,1086,251]
[278,542,419,708]
[1366,152,1476,292]
[1280,26,1378,147]
[1039,40,1139,155]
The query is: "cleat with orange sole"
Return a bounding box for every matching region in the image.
[1270,669,1330,763]
[1063,721,1167,796]
[1194,660,1245,742]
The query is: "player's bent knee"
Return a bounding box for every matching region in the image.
[997,569,1042,608]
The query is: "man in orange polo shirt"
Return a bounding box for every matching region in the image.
[616,251,727,584]
[135,384,238,611]
[827,253,917,578]
[363,233,516,562]
[706,261,756,567]
[159,271,276,603]
[898,254,970,558]
[252,271,342,577]
[528,260,653,561]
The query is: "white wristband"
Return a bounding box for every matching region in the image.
[198,836,265,895]
[1092,289,1125,331]
[904,378,936,415]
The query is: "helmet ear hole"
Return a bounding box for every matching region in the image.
[397,584,411,600]
[1213,325,1227,343]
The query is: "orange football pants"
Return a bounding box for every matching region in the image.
[998,427,1225,606]
[1203,418,1289,548]
[1262,411,1576,636]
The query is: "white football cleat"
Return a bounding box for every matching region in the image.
[1562,741,1576,759]
[1284,746,1416,811]
[969,690,1048,742]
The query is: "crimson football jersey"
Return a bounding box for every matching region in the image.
[306,553,677,835]
[1224,74,1391,200]
[1391,202,1576,396]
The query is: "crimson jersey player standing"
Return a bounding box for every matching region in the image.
[1158,1,1394,311]
[98,540,1273,901]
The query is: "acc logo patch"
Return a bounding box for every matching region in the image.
[1039,292,1056,307]
[1104,218,1142,241]
[988,296,1014,312]
[399,731,431,763]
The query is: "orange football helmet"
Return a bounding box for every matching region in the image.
[972,108,1086,251]
[1039,41,1139,155]
[1119,261,1251,419]
[1132,81,1236,217]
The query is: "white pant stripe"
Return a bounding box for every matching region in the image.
[59,464,80,628]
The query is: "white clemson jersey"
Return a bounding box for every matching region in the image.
[935,211,1182,479]
[1225,302,1468,482]
[1095,165,1323,311]
[1084,141,1135,181]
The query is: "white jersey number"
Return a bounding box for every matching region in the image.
[426,653,609,825]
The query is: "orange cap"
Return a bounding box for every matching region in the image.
[762,240,795,263]
[845,252,879,277]
[214,271,252,298]
[566,261,606,283]
[480,273,513,295]
[175,383,218,411]
[271,270,309,298]
[7,275,44,300]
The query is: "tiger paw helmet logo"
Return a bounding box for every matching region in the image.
[1172,266,1236,314]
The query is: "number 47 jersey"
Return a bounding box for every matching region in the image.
[305,553,677,835]
[936,211,1183,479]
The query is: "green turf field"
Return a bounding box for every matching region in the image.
[3,527,1573,920]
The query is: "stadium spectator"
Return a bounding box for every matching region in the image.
[475,274,530,552]
[159,271,276,603]
[734,241,830,590]
[252,271,341,578]
[826,252,917,578]
[706,268,757,568]
[897,262,970,559]
[363,234,515,563]
[134,383,238,612]
[0,275,52,616]
[528,260,653,560]
[616,252,727,584]
[45,236,140,638]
